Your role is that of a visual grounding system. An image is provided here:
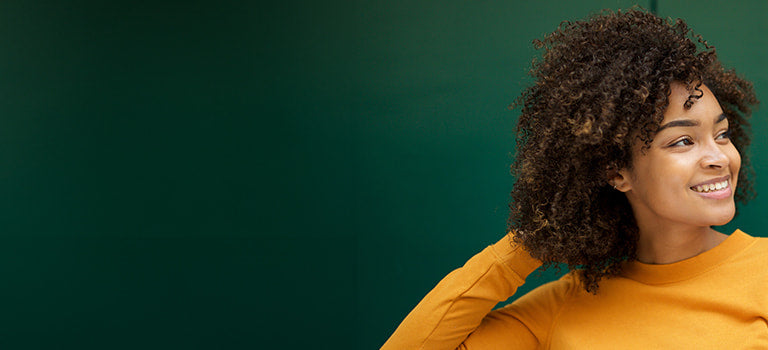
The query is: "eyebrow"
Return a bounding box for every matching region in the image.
[657,113,727,132]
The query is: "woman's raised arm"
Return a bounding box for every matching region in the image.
[381,233,545,349]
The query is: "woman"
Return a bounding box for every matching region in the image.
[382,9,765,349]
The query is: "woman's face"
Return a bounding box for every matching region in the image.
[619,82,740,231]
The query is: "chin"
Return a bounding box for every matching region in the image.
[708,208,736,227]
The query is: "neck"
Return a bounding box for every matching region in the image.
[635,224,727,264]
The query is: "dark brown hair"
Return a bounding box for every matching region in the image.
[508,9,758,293]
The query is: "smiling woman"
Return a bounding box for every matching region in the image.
[382,9,767,349]
[617,83,742,264]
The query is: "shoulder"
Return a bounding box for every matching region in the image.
[492,272,580,333]
[514,272,581,307]
[719,230,768,288]
[733,230,768,263]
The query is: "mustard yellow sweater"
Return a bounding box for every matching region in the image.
[382,230,768,349]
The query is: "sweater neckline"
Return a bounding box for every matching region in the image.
[621,229,754,285]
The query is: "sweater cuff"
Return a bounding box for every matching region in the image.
[490,232,542,280]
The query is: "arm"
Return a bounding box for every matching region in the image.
[381,233,543,349]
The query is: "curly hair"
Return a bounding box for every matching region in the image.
[507,9,759,293]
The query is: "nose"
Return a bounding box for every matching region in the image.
[699,140,729,169]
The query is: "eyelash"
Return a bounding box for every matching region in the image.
[718,129,733,140]
[668,129,731,147]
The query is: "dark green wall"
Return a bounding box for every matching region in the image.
[356,1,768,349]
[0,1,765,349]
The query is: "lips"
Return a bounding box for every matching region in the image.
[689,175,732,199]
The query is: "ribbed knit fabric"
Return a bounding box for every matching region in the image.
[382,230,768,349]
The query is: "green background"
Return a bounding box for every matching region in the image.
[0,0,764,349]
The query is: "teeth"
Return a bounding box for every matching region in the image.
[692,180,729,193]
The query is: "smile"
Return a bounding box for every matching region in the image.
[691,180,729,193]
[689,176,733,200]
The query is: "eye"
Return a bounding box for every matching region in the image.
[669,137,693,147]
[716,129,732,141]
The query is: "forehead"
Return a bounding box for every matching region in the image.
[662,82,724,123]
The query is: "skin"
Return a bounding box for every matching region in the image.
[612,82,740,264]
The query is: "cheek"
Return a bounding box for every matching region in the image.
[633,157,683,194]
[728,146,741,175]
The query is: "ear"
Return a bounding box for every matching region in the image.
[609,169,632,192]
[606,165,632,192]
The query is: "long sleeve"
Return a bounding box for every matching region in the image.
[381,233,543,349]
